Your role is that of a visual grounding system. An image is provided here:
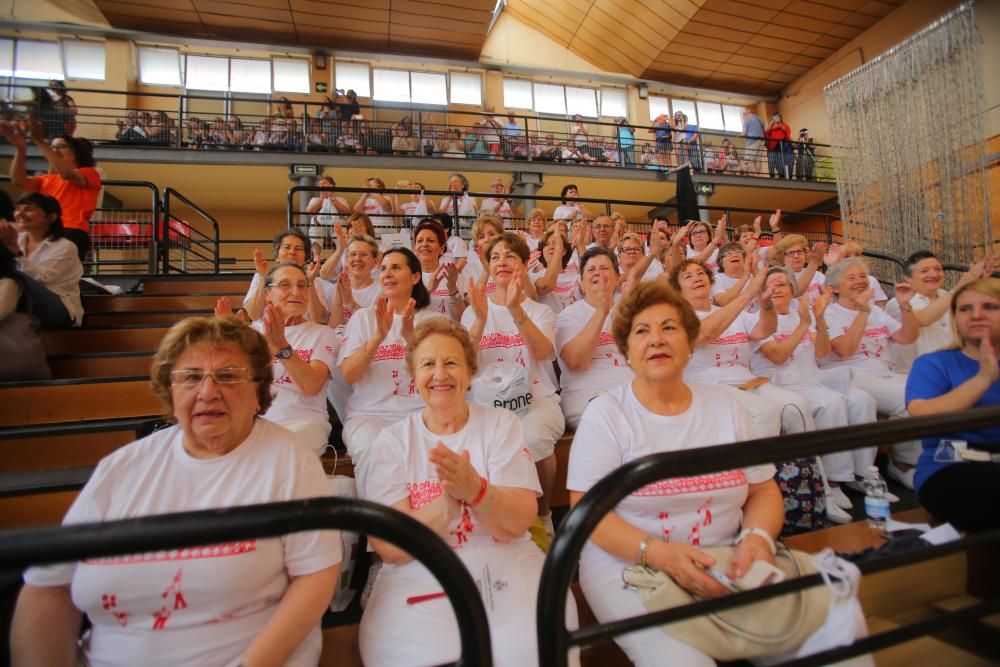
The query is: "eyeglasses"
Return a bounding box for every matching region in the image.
[170,367,253,388]
[267,280,310,291]
[620,247,644,255]
[690,230,709,236]
[784,249,806,257]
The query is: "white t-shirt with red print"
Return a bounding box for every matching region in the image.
[458,254,497,298]
[461,299,558,399]
[685,306,759,385]
[687,245,719,273]
[711,272,760,314]
[360,405,546,666]
[339,280,381,324]
[423,271,459,320]
[339,306,436,421]
[819,302,901,375]
[252,320,339,425]
[24,419,341,667]
[749,311,817,385]
[567,382,775,574]
[529,266,582,314]
[555,299,633,398]
[361,195,392,232]
[794,269,826,305]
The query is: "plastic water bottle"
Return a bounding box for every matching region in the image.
[863,465,890,534]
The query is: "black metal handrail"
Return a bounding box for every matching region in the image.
[90,179,161,273]
[162,187,221,273]
[0,496,493,667]
[536,405,1000,666]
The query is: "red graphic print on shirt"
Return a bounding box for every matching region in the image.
[152,568,187,630]
[451,506,474,549]
[634,471,746,498]
[407,480,443,509]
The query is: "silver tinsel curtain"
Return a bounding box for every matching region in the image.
[824,2,990,268]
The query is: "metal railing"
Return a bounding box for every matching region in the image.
[1,86,837,182]
[536,405,1000,667]
[85,179,161,275]
[0,497,493,666]
[161,187,220,274]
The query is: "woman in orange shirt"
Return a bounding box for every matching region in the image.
[2,116,102,263]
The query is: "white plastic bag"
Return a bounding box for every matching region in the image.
[470,362,533,416]
[327,473,361,612]
[458,192,477,218]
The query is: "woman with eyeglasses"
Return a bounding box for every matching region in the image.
[11,316,341,667]
[250,262,340,455]
[684,217,726,273]
[773,234,827,304]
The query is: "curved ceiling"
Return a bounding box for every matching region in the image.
[90,0,905,95]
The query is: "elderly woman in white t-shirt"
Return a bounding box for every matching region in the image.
[480,177,517,223]
[749,267,880,523]
[12,316,340,667]
[244,228,332,324]
[438,172,476,224]
[239,262,339,455]
[531,228,581,314]
[361,318,578,667]
[684,217,726,272]
[670,258,814,439]
[339,247,435,493]
[567,280,783,667]
[556,247,634,428]
[353,177,393,234]
[462,232,564,537]
[413,218,463,320]
[459,214,504,291]
[819,257,921,488]
[773,234,827,305]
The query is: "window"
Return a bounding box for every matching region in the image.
[503,78,533,110]
[671,98,697,124]
[272,58,310,94]
[411,72,447,105]
[372,69,410,102]
[14,40,63,80]
[229,58,271,94]
[722,104,745,132]
[600,87,627,118]
[0,39,13,77]
[533,83,565,115]
[335,61,370,97]
[696,101,725,130]
[449,72,482,105]
[648,95,669,121]
[565,86,597,117]
[185,55,229,91]
[138,46,182,86]
[62,40,105,81]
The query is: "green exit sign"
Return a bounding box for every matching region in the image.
[697,183,715,196]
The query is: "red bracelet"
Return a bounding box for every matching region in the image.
[469,476,489,507]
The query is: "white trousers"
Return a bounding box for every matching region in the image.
[718,382,816,438]
[325,367,353,424]
[342,415,391,497]
[849,370,921,465]
[519,394,565,461]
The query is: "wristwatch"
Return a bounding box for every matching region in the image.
[277,344,293,360]
[736,527,777,556]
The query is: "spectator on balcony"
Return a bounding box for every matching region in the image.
[251,117,273,149]
[184,117,207,148]
[146,111,173,146]
[765,113,792,178]
[2,117,101,264]
[225,115,249,149]
[571,114,592,158]
[305,117,328,150]
[652,114,673,165]
[501,113,525,158]
[640,142,661,170]
[707,138,738,174]
[306,175,350,240]
[391,116,417,155]
[46,80,77,137]
[614,117,635,167]
[482,107,502,158]
[272,96,295,120]
[440,128,465,158]
[438,173,476,222]
[532,133,560,161]
[673,112,703,171]
[339,89,361,121]
[741,107,766,175]
[795,128,816,180]
[463,122,490,159]
[114,109,147,143]
[0,193,83,329]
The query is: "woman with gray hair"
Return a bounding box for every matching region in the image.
[749,266,880,524]
[818,257,921,488]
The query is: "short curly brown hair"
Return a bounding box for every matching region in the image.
[405,317,479,377]
[150,316,274,421]
[485,232,530,265]
[668,258,715,291]
[611,281,700,357]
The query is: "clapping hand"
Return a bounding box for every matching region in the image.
[893,282,915,307]
[812,286,833,319]
[253,248,269,276]
[429,444,482,504]
[214,296,233,318]
[823,242,842,267]
[769,208,782,233]
[261,303,289,356]
[400,298,417,340]
[373,295,394,341]
[713,215,728,245]
[809,241,828,266]
[0,121,25,149]
[333,223,348,249]
[976,337,999,386]
[26,115,45,144]
[504,269,525,305]
[467,277,488,322]
[0,219,18,251]
[797,292,811,320]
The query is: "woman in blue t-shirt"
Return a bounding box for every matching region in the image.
[906,277,1000,531]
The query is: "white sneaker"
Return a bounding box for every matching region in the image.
[887,460,916,490]
[828,485,853,510]
[826,502,853,524]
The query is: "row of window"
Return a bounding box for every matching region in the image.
[0,37,750,131]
